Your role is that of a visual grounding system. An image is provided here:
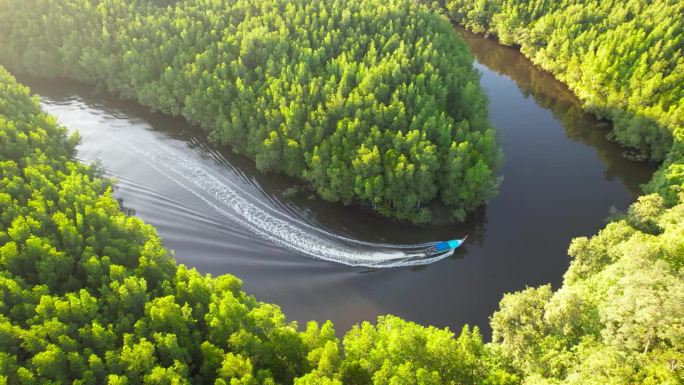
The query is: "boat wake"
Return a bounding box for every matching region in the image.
[44,99,456,268]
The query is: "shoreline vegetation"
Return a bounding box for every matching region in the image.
[0,0,503,224]
[439,0,682,162]
[0,65,506,385]
[0,0,682,384]
[436,1,684,382]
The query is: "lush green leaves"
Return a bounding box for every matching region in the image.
[490,197,684,384]
[443,4,684,381]
[0,0,683,383]
[0,66,508,384]
[443,0,683,162]
[0,67,310,384]
[0,0,502,223]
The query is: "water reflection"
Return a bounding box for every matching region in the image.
[457,27,654,194]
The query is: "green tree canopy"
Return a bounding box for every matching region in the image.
[0,0,503,223]
[442,0,683,162]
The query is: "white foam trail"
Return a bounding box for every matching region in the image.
[45,100,456,267]
[117,132,454,267]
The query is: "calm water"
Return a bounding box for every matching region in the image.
[18,28,653,338]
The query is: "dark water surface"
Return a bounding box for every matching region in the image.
[19,28,653,338]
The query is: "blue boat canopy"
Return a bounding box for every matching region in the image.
[434,239,461,252]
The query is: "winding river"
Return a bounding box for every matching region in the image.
[19,28,654,337]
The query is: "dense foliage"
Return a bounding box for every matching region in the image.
[2,58,682,383]
[436,12,684,381]
[0,0,502,223]
[455,26,684,384]
[489,193,684,384]
[1,1,683,384]
[0,66,513,385]
[441,0,683,161]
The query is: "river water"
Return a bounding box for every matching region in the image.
[19,28,653,338]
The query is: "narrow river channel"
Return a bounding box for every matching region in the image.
[18,28,654,338]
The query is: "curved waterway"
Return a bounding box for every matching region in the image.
[18,28,654,337]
